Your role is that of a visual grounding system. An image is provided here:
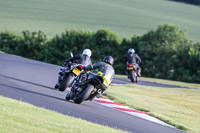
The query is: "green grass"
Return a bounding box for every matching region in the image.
[0,95,127,133]
[104,84,200,133]
[116,74,200,89]
[0,0,200,41]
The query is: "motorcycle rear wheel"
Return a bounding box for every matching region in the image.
[130,71,134,82]
[58,73,75,91]
[130,71,138,83]
[74,84,94,104]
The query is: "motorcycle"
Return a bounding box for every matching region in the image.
[57,63,84,91]
[65,71,104,104]
[127,63,138,83]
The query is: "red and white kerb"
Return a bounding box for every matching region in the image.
[93,96,171,127]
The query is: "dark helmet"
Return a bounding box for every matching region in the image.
[103,56,114,65]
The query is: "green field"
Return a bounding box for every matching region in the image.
[0,0,200,41]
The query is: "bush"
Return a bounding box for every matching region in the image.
[136,24,194,81]
[0,30,47,60]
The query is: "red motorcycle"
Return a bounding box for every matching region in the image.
[127,64,139,83]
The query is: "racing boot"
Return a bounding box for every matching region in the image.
[137,69,141,76]
[96,89,103,98]
[54,84,59,89]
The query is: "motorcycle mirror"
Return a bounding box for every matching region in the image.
[70,52,73,57]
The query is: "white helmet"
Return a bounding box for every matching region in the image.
[128,48,135,53]
[82,49,92,57]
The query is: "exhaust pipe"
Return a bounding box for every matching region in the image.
[97,89,102,94]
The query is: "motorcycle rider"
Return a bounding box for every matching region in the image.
[125,48,141,77]
[55,49,92,89]
[84,56,115,98]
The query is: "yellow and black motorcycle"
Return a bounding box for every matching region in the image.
[65,71,104,104]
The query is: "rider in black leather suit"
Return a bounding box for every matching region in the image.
[85,56,115,97]
[125,48,141,77]
[55,49,92,89]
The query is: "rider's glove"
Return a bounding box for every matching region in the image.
[84,65,92,71]
[63,62,69,67]
[87,65,92,71]
[83,66,88,71]
[62,62,67,67]
[63,60,71,67]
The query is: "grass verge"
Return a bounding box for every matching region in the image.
[104,84,200,133]
[0,95,127,133]
[116,75,200,89]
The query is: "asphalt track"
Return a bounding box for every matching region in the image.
[113,76,196,89]
[0,53,186,133]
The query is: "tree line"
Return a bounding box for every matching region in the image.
[0,24,199,83]
[169,0,200,5]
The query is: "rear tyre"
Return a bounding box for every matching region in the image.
[130,71,134,82]
[58,73,75,92]
[74,84,94,104]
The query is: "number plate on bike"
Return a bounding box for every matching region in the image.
[128,67,134,70]
[72,67,81,76]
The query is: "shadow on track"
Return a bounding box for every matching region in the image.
[0,83,66,102]
[0,74,54,90]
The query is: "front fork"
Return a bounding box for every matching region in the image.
[57,66,69,84]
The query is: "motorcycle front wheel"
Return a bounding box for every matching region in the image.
[74,84,94,104]
[58,73,75,91]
